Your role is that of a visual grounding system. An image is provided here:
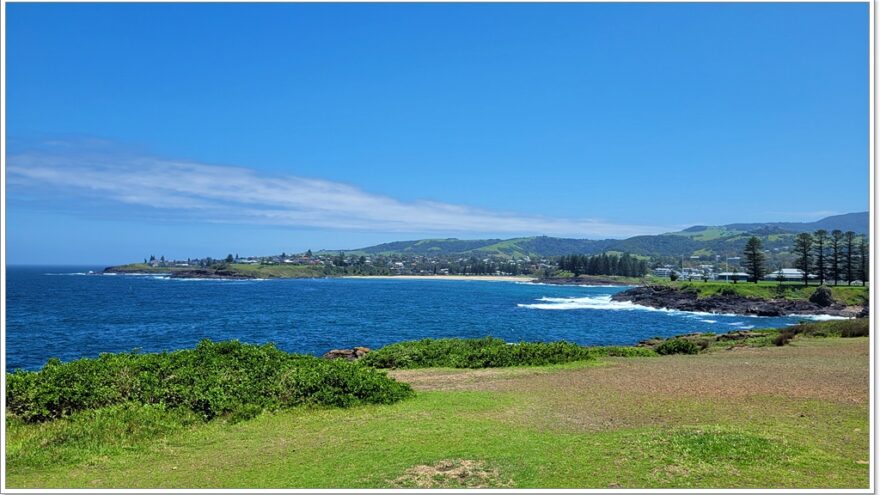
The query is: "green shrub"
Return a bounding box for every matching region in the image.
[655,338,700,355]
[6,340,413,423]
[361,337,603,369]
[772,330,794,346]
[786,319,869,338]
[719,286,737,296]
[588,346,658,358]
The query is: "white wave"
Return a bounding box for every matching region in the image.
[518,295,696,313]
[727,321,745,326]
[699,319,718,324]
[44,272,89,276]
[792,314,851,321]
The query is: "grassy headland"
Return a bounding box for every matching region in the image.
[6,320,869,488]
[652,280,869,306]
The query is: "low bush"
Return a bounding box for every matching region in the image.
[362,337,599,369]
[6,340,413,423]
[588,346,658,358]
[772,330,794,346]
[655,338,700,355]
[786,319,869,338]
[362,338,659,369]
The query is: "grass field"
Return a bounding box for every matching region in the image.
[6,336,868,489]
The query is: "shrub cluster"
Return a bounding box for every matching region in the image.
[6,340,413,423]
[772,330,794,346]
[785,318,869,338]
[361,337,609,369]
[655,338,700,355]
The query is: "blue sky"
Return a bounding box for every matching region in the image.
[6,3,869,264]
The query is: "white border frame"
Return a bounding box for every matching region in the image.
[0,1,874,493]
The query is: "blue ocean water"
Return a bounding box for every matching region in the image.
[6,266,823,371]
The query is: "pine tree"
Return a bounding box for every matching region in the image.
[858,236,869,286]
[844,231,856,285]
[793,233,813,286]
[743,236,766,283]
[830,230,843,286]
[813,230,828,285]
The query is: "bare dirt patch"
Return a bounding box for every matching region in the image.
[390,459,512,488]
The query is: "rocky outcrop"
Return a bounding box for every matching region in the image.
[168,269,258,279]
[322,347,371,361]
[612,285,865,318]
[809,286,835,307]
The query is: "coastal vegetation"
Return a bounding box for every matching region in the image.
[653,280,869,306]
[556,252,648,277]
[6,326,868,488]
[360,337,655,369]
[7,340,413,423]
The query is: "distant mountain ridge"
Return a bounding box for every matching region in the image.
[325,212,868,259]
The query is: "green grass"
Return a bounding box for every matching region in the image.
[7,362,867,488]
[106,263,327,278]
[5,335,868,488]
[656,281,868,305]
[224,263,326,278]
[104,263,175,273]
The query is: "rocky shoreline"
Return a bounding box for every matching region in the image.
[102,267,261,279]
[611,285,867,318]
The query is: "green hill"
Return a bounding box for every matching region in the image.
[323,212,867,259]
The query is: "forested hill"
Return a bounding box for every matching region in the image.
[325,212,868,259]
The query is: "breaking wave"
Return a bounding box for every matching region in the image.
[518,295,684,312]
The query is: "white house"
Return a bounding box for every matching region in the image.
[716,271,750,282]
[764,268,816,281]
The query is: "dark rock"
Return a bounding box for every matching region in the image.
[322,346,370,360]
[809,286,835,307]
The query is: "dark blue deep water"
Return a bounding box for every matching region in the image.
[7,266,820,371]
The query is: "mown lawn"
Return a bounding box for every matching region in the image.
[6,338,869,489]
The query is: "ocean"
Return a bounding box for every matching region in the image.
[5,266,824,371]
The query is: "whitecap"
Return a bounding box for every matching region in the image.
[792,314,851,321]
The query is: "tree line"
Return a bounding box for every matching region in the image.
[743,230,868,286]
[557,252,648,278]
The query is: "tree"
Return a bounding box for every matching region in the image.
[742,236,766,283]
[812,230,828,285]
[830,230,843,285]
[844,231,856,285]
[225,254,234,263]
[306,249,313,258]
[858,236,869,286]
[793,233,813,286]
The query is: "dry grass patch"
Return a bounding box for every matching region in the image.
[390,458,512,488]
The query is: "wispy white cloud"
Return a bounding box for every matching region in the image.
[7,144,677,238]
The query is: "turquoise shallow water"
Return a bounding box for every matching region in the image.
[6,266,817,371]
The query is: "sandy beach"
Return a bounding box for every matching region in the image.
[340,275,537,282]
